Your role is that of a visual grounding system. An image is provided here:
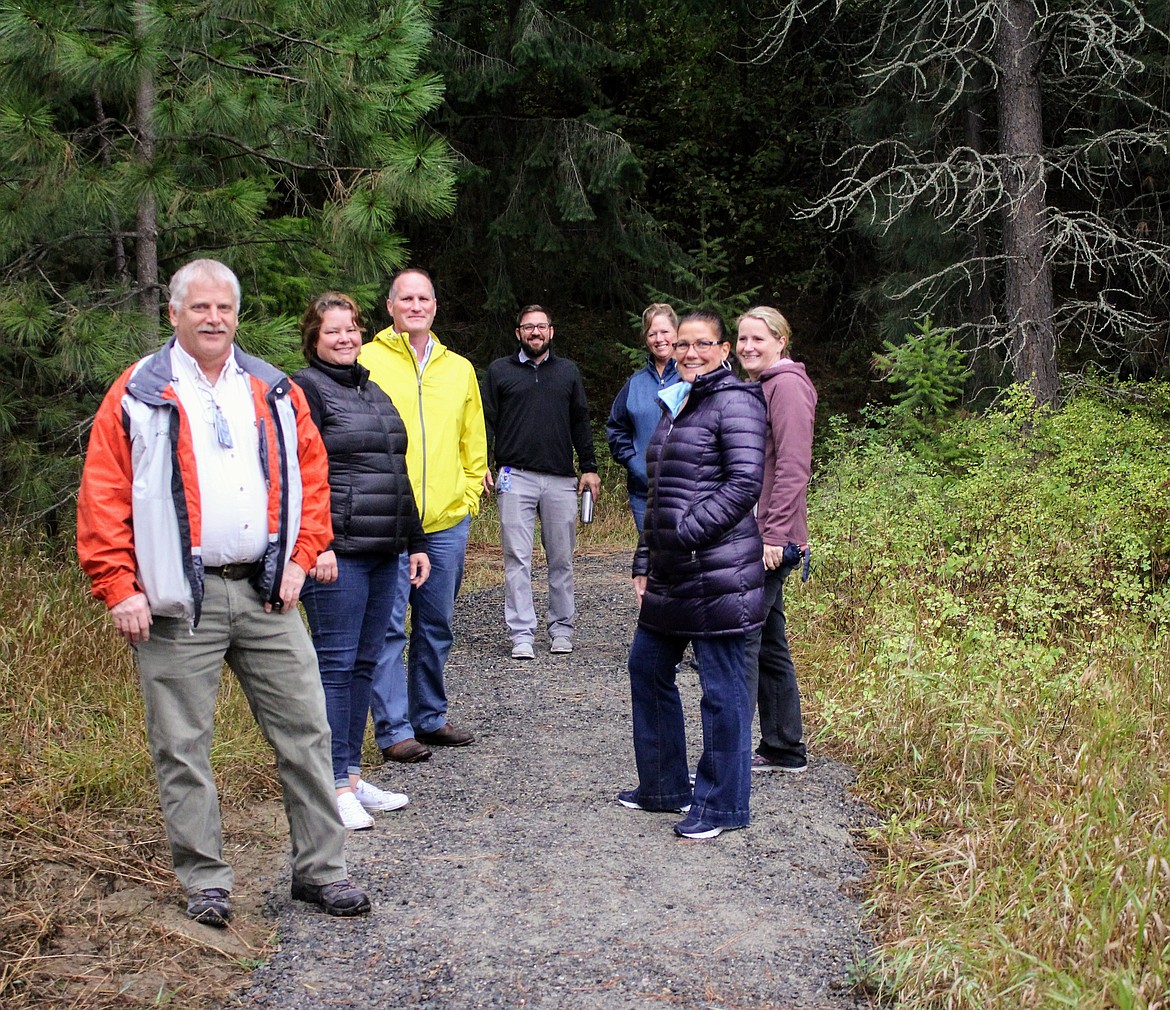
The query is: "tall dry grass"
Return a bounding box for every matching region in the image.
[0,536,277,1008]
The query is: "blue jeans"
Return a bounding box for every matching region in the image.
[301,552,401,787]
[628,492,647,534]
[744,564,806,765]
[371,515,470,745]
[627,627,752,827]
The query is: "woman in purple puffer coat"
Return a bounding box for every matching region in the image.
[617,309,766,840]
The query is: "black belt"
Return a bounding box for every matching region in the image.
[204,560,261,581]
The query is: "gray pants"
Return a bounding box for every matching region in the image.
[497,468,578,644]
[134,574,347,895]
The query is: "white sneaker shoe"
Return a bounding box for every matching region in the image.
[354,779,409,813]
[511,641,535,659]
[550,637,573,654]
[337,790,374,830]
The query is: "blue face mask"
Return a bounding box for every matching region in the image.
[658,381,692,419]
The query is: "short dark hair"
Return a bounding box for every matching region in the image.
[678,308,729,343]
[516,304,552,327]
[300,291,365,361]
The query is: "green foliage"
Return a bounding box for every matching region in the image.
[643,230,761,330]
[801,382,1170,1005]
[871,316,973,460]
[419,0,664,334]
[0,0,455,526]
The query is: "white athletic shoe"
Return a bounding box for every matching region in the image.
[337,790,374,830]
[354,779,410,813]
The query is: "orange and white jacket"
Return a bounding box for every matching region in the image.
[77,339,332,627]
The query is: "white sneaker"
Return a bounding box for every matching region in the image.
[337,790,374,830]
[550,637,573,654]
[354,779,409,813]
[511,641,535,659]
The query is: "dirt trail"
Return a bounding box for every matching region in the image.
[231,552,873,1009]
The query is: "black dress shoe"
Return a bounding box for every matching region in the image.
[186,888,232,927]
[416,722,475,747]
[291,878,372,917]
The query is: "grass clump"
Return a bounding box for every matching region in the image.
[0,539,279,1008]
[798,382,1170,1008]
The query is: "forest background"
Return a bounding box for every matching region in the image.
[1,2,1169,1008]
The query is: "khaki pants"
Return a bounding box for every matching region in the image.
[134,574,347,895]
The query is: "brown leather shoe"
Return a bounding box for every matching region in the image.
[416,722,475,747]
[382,738,432,763]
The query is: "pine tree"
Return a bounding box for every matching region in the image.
[752,0,1170,405]
[0,0,456,525]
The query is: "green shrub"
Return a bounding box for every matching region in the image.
[799,382,1170,1008]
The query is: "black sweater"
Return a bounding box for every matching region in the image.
[482,350,597,477]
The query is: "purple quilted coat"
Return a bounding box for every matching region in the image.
[633,367,766,638]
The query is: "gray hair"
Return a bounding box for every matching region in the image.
[168,259,241,312]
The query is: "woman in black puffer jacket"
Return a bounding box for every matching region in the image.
[293,292,429,832]
[618,309,766,840]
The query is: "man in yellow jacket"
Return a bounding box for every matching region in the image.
[359,268,488,761]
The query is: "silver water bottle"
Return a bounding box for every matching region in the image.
[579,488,594,524]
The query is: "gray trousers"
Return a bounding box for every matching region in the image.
[497,468,579,643]
[134,574,347,895]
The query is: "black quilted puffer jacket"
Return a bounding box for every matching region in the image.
[293,357,426,557]
[633,367,766,638]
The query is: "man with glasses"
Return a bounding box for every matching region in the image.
[483,306,601,659]
[77,259,371,925]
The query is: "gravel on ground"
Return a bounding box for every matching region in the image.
[230,551,874,1009]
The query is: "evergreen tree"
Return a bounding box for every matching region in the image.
[410,0,663,348]
[0,0,455,525]
[753,0,1170,404]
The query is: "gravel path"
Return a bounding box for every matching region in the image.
[233,552,874,1009]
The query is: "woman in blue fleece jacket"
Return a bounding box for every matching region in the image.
[605,303,680,532]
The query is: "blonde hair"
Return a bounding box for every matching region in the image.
[737,306,792,351]
[641,302,678,339]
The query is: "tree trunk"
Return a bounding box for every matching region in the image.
[134,3,159,345]
[94,89,129,284]
[995,0,1058,404]
[963,95,1004,400]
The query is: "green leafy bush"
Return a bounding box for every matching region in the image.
[799,382,1170,1007]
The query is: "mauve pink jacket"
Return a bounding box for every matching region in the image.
[756,359,817,548]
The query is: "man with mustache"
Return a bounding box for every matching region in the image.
[77,259,370,926]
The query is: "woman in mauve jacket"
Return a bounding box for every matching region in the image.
[292,292,430,832]
[618,309,766,840]
[736,306,817,775]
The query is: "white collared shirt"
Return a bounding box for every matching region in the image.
[169,342,269,566]
[414,334,436,374]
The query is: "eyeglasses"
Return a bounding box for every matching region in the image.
[210,400,234,449]
[518,323,551,334]
[672,340,721,352]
